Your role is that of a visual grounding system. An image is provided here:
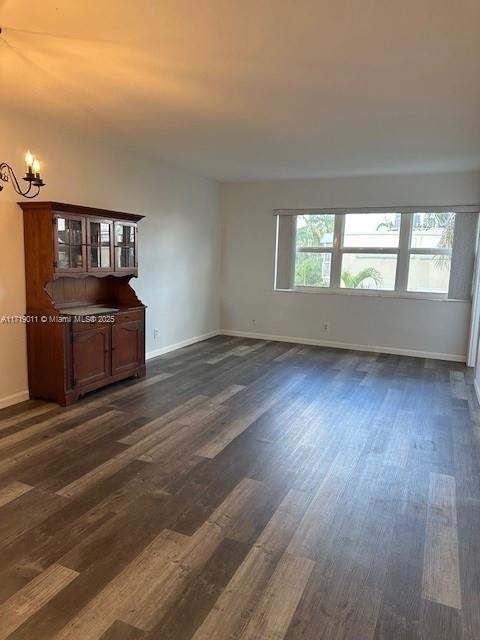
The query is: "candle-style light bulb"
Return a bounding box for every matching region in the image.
[32,158,41,175]
[25,150,34,169]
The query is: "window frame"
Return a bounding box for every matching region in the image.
[275,206,478,300]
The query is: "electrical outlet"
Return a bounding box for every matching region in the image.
[323,322,329,332]
[154,328,160,340]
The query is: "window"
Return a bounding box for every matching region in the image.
[407,212,455,294]
[275,208,478,300]
[294,214,334,287]
[340,213,400,291]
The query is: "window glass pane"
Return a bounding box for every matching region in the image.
[341,253,397,290]
[115,224,125,245]
[101,246,111,268]
[70,245,84,268]
[58,247,68,269]
[407,254,451,293]
[127,247,135,266]
[343,213,400,248]
[116,223,135,245]
[90,222,100,245]
[116,246,133,268]
[115,246,124,267]
[100,223,110,245]
[57,217,66,245]
[410,212,455,250]
[69,220,83,245]
[57,218,67,244]
[90,246,100,268]
[295,252,331,287]
[296,214,334,248]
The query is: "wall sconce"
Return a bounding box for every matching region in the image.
[0,150,46,198]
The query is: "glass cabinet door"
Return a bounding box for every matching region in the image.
[54,215,86,272]
[114,222,137,271]
[87,219,113,272]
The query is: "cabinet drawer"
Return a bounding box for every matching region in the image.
[115,309,143,324]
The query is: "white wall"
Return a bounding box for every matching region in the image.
[0,112,220,408]
[3,113,479,408]
[221,172,480,360]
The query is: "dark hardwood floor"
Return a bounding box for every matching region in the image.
[0,336,479,640]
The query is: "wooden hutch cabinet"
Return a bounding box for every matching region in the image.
[19,201,146,406]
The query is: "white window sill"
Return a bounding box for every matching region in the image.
[274,286,469,303]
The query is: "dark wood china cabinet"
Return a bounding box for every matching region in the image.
[19,201,146,406]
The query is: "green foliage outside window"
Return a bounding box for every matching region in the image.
[296,214,334,248]
[295,215,333,287]
[340,267,383,289]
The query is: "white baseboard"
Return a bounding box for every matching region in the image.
[146,330,220,361]
[0,390,30,410]
[220,329,466,363]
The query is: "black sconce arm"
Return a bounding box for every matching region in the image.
[0,161,45,199]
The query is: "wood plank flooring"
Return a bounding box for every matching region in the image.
[0,336,479,639]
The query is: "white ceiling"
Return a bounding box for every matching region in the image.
[2,0,479,180]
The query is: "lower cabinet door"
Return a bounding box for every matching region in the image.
[72,327,111,388]
[112,320,143,375]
